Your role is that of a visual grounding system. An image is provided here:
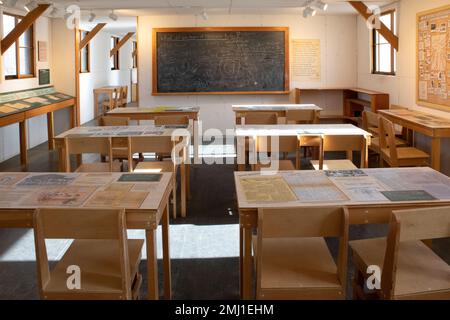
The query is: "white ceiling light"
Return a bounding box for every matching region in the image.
[303,6,316,18]
[0,1,4,5]
[315,0,328,11]
[88,11,96,22]
[24,0,38,12]
[109,10,118,21]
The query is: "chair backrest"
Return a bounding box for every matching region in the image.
[318,135,367,169]
[33,208,131,299]
[113,87,123,109]
[255,136,298,153]
[100,116,130,126]
[121,86,128,100]
[362,111,380,135]
[244,112,278,125]
[257,206,349,294]
[64,137,113,172]
[127,136,174,171]
[154,115,189,126]
[286,109,319,124]
[380,207,450,299]
[379,117,399,165]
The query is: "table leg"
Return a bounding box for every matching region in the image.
[181,161,187,218]
[193,118,199,164]
[239,225,244,298]
[70,105,76,128]
[237,136,246,171]
[162,204,172,300]
[47,112,55,150]
[19,121,27,167]
[146,229,159,300]
[93,92,99,118]
[241,222,253,300]
[431,137,441,171]
[58,145,67,172]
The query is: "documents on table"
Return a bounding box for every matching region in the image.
[239,176,297,202]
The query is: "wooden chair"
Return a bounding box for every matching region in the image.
[154,115,190,127]
[286,109,319,124]
[64,136,121,172]
[120,85,128,108]
[128,136,179,219]
[102,87,122,112]
[350,206,450,300]
[99,116,130,127]
[99,116,131,168]
[310,135,367,170]
[379,117,429,167]
[255,207,349,300]
[34,208,144,300]
[362,111,407,157]
[251,135,299,170]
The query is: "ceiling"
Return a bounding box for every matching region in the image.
[47,0,396,16]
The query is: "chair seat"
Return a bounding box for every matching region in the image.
[381,147,430,160]
[260,237,341,291]
[134,161,174,173]
[350,237,450,299]
[44,239,144,298]
[372,137,408,149]
[310,159,357,170]
[254,160,295,171]
[75,162,122,173]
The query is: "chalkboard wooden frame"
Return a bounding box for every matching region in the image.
[152,27,290,95]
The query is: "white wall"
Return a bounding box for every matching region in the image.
[137,14,358,132]
[0,8,53,162]
[79,30,134,125]
[357,0,450,175]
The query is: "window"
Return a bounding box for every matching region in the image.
[2,13,35,79]
[110,36,119,70]
[372,10,396,75]
[79,30,90,73]
[132,41,137,68]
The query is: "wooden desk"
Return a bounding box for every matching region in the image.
[93,86,122,118]
[234,167,450,299]
[379,109,450,171]
[54,125,191,217]
[0,87,76,167]
[235,124,372,171]
[107,106,200,162]
[0,171,173,300]
[295,87,389,118]
[232,104,322,125]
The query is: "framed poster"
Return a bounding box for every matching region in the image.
[38,41,47,62]
[38,69,50,85]
[416,5,450,111]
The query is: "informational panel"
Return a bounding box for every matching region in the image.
[417,5,450,110]
[292,39,321,81]
[153,27,289,95]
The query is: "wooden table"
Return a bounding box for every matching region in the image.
[235,124,372,171]
[232,104,322,125]
[93,86,122,118]
[0,171,174,300]
[107,106,200,162]
[379,109,450,171]
[0,86,76,166]
[54,124,191,217]
[234,167,450,299]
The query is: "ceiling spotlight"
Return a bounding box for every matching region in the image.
[0,1,4,5]
[49,6,59,17]
[315,0,328,11]
[303,6,316,18]
[88,11,96,22]
[109,10,118,21]
[201,10,208,21]
[24,0,38,12]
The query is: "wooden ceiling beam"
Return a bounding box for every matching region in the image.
[1,4,50,55]
[110,32,135,57]
[79,23,107,50]
[348,1,399,51]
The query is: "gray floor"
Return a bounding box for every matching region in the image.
[0,140,448,300]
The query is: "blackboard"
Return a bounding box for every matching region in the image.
[152,27,289,95]
[38,69,50,85]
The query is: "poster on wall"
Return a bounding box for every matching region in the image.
[38,41,47,62]
[417,4,450,110]
[292,39,321,81]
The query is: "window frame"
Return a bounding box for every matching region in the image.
[3,12,36,80]
[372,9,396,76]
[111,36,120,70]
[79,30,90,73]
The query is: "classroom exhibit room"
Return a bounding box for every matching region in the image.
[0,0,449,303]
